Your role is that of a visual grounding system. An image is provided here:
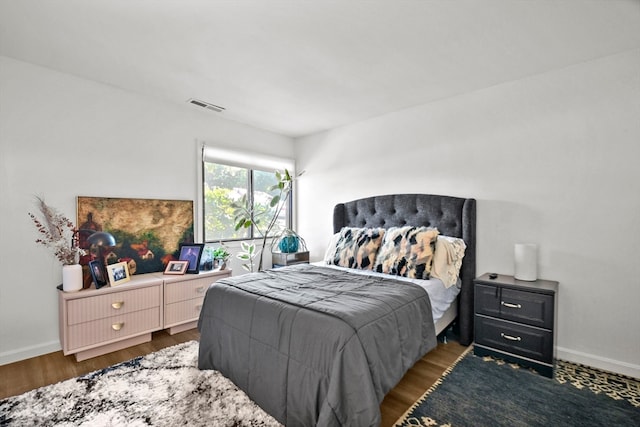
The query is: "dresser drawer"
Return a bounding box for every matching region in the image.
[475,283,553,329]
[164,297,205,326]
[68,307,161,351]
[67,286,161,325]
[164,276,212,304]
[475,315,553,363]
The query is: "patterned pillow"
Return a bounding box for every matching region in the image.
[430,235,467,288]
[330,227,386,270]
[374,226,439,279]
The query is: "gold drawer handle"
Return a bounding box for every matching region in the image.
[111,301,124,309]
[501,301,522,309]
[196,286,206,294]
[112,322,124,331]
[501,333,521,342]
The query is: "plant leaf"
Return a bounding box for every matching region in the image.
[270,195,280,207]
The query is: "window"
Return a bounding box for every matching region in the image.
[202,146,293,243]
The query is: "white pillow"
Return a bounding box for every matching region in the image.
[430,235,467,288]
[323,232,341,264]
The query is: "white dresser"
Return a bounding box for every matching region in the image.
[58,269,231,361]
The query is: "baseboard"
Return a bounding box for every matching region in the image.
[0,340,61,366]
[556,346,640,379]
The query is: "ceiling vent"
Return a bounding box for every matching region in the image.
[187,98,225,113]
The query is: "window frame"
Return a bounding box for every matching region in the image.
[200,146,294,244]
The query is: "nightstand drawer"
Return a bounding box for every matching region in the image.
[475,284,501,317]
[500,288,554,329]
[475,283,553,329]
[475,315,553,363]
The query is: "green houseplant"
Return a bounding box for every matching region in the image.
[231,169,294,271]
[212,245,231,270]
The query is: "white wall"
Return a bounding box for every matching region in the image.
[0,56,294,364]
[295,49,640,377]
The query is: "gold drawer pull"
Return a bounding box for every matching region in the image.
[196,286,206,294]
[111,301,124,309]
[501,333,521,342]
[501,301,521,309]
[112,322,124,331]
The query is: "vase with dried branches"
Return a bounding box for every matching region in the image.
[29,197,86,291]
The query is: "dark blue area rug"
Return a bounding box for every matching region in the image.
[396,347,640,427]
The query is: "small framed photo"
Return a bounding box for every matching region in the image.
[106,261,131,287]
[164,260,189,275]
[88,260,108,289]
[178,243,204,274]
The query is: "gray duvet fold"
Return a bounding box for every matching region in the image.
[198,264,437,427]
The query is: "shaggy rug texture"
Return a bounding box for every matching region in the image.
[396,347,640,427]
[0,341,281,426]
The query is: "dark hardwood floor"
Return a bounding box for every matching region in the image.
[0,329,468,426]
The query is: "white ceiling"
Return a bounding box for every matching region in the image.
[1,0,639,137]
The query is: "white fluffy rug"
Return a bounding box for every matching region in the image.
[0,341,282,426]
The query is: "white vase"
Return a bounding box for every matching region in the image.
[62,264,83,292]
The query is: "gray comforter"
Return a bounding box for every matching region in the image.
[197,264,437,426]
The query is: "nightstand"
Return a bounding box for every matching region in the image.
[272,251,309,268]
[473,273,558,378]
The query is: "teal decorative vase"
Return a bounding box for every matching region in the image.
[279,235,299,253]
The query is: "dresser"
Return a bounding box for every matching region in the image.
[473,273,558,377]
[58,269,231,361]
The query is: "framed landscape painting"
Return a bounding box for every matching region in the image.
[76,197,195,276]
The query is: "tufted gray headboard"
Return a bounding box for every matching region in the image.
[333,193,476,346]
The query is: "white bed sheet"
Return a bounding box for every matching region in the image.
[310,262,460,324]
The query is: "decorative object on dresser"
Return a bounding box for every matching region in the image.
[58,269,231,361]
[178,243,204,274]
[28,197,86,292]
[88,259,108,288]
[76,196,195,276]
[474,273,558,377]
[164,260,189,275]
[105,261,131,286]
[84,230,117,288]
[211,244,230,270]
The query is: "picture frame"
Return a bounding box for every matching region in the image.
[106,261,131,287]
[164,260,189,275]
[88,260,108,289]
[178,243,204,274]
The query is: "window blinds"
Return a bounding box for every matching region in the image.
[202,145,294,173]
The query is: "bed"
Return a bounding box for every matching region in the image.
[198,193,476,426]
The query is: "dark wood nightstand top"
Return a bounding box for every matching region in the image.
[476,273,558,293]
